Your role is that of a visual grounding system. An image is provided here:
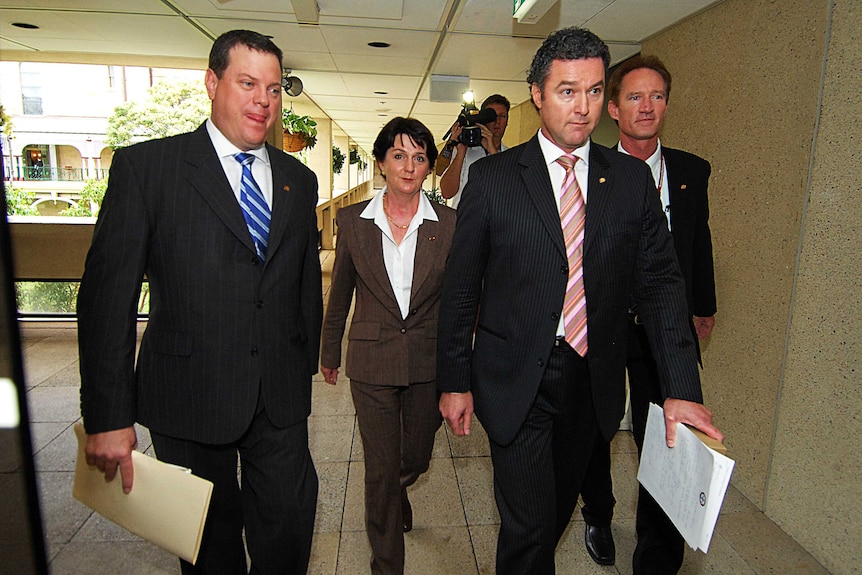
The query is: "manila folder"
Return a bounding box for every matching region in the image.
[72,423,213,564]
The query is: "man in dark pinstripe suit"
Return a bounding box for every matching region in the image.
[77,30,321,574]
[437,27,723,574]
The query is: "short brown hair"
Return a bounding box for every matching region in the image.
[607,54,672,105]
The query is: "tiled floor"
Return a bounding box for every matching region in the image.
[19,250,830,574]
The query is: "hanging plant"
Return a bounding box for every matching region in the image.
[332,145,346,174]
[282,108,318,151]
[349,148,367,171]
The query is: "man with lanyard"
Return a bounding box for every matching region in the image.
[578,54,718,574]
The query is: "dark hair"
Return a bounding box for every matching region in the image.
[372,117,438,169]
[208,30,283,78]
[607,54,672,104]
[481,93,511,111]
[526,27,610,90]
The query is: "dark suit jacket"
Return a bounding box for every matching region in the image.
[663,147,716,319]
[437,136,703,446]
[321,199,456,385]
[78,123,323,444]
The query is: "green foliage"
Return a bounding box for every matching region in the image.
[105,81,210,149]
[424,187,446,205]
[332,145,346,174]
[59,177,108,217]
[282,109,318,148]
[16,280,150,314]
[349,148,367,171]
[0,102,12,137]
[4,184,39,216]
[16,281,80,313]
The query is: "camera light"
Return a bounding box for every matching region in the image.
[462,91,475,106]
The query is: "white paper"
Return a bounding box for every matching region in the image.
[637,403,735,552]
[72,423,213,564]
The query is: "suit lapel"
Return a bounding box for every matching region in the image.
[184,126,256,255]
[353,214,402,316]
[663,148,686,209]
[520,137,566,259]
[267,146,299,264]
[411,216,441,302]
[584,143,612,254]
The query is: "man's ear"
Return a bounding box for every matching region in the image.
[607,99,620,122]
[530,84,543,110]
[204,68,218,101]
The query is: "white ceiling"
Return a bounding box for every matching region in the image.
[0,0,721,150]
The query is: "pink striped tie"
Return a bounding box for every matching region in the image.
[556,154,588,356]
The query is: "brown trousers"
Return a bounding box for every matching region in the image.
[350,379,441,575]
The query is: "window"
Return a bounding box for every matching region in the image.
[20,63,43,115]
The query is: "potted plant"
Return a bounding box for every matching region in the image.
[282,108,318,152]
[332,145,346,174]
[349,147,367,171]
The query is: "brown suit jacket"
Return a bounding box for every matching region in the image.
[321,198,456,385]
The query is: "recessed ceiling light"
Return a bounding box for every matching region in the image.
[368,42,390,48]
[12,22,39,30]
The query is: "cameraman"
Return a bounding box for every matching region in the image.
[440,94,510,209]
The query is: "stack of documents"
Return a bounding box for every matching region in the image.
[637,403,735,553]
[72,423,213,564]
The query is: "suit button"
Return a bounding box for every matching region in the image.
[256,300,264,308]
[538,359,544,367]
[251,257,260,265]
[411,309,418,315]
[250,348,258,356]
[551,312,559,320]
[561,265,568,274]
[400,328,407,334]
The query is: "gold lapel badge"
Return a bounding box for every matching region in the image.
[680,184,687,190]
[428,235,437,241]
[599,177,606,184]
[283,185,291,192]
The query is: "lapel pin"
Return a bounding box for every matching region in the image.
[283,185,290,192]
[428,235,436,241]
[599,177,606,184]
[681,184,687,190]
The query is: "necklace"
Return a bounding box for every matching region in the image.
[383,193,410,230]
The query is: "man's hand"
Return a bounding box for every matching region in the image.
[440,391,474,436]
[84,426,138,493]
[321,366,339,385]
[662,398,724,448]
[479,124,499,154]
[693,315,715,340]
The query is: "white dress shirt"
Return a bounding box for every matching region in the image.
[360,188,439,319]
[206,118,273,208]
[536,130,591,338]
[618,139,671,230]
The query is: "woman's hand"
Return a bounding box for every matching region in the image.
[321,366,339,385]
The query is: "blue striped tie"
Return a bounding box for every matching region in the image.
[234,153,270,261]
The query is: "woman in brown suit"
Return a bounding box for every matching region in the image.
[320,117,456,575]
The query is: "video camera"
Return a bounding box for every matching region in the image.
[443,92,498,147]
[454,104,498,146]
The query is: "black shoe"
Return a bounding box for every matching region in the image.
[401,488,413,533]
[584,524,615,565]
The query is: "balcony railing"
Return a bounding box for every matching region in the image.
[4,165,109,181]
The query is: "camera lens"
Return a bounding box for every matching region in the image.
[459,126,483,147]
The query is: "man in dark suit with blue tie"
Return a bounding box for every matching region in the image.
[437,27,723,574]
[77,30,322,574]
[578,54,718,573]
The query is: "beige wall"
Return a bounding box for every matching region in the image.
[642,0,860,572]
